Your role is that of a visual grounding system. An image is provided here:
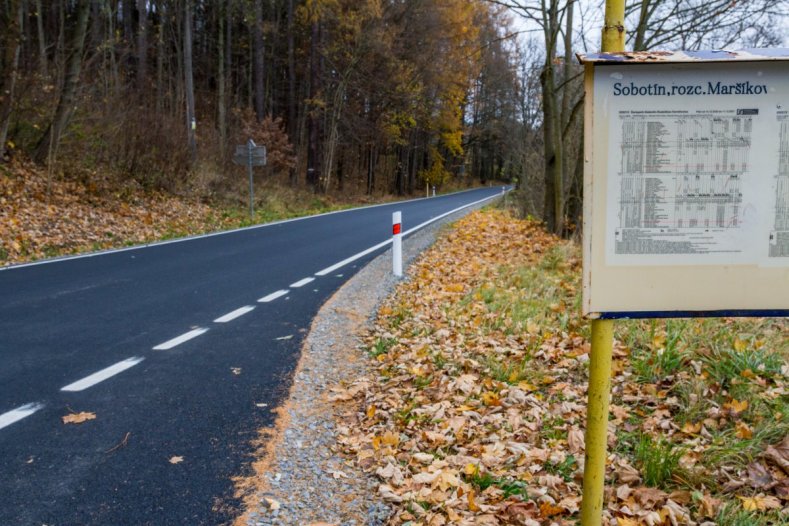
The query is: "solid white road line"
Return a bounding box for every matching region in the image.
[315,240,391,276]
[0,403,44,431]
[2,186,504,272]
[290,277,315,288]
[258,289,289,303]
[61,357,145,392]
[315,192,503,277]
[214,305,256,323]
[153,328,209,350]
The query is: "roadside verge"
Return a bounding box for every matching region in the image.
[233,199,498,526]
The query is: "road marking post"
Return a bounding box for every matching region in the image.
[393,211,403,277]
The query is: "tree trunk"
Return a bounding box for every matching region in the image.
[183,0,196,161]
[366,144,375,195]
[34,0,91,163]
[252,0,265,121]
[306,19,321,190]
[540,62,563,235]
[0,0,24,160]
[34,0,47,77]
[286,0,296,141]
[633,0,651,51]
[136,0,147,89]
[155,0,165,113]
[217,2,226,156]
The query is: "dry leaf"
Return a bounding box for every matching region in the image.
[262,497,281,511]
[169,456,184,464]
[735,421,753,439]
[62,411,96,424]
[737,494,781,511]
[723,399,748,414]
[467,490,480,512]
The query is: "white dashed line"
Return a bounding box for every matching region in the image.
[290,277,315,288]
[61,357,145,392]
[214,305,255,323]
[258,289,289,303]
[153,328,209,350]
[0,403,44,431]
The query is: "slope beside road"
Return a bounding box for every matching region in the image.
[0,186,506,525]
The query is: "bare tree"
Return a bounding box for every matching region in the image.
[136,0,147,89]
[0,0,24,161]
[34,0,91,163]
[628,0,785,51]
[184,0,196,160]
[253,0,265,122]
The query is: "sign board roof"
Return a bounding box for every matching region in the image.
[578,48,789,64]
[582,51,789,319]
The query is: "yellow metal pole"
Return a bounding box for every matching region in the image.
[601,0,626,53]
[580,319,614,525]
[580,1,624,525]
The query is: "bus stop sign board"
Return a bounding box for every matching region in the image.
[579,49,789,319]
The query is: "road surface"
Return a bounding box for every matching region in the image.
[0,187,505,525]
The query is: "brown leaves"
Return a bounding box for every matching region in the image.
[764,436,789,475]
[62,411,96,424]
[334,209,789,525]
[737,494,781,511]
[0,158,219,265]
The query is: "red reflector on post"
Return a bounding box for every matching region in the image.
[393,224,401,235]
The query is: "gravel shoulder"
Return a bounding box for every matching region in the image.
[235,200,497,526]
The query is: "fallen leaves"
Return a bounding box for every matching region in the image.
[737,494,781,512]
[168,456,184,464]
[0,158,222,265]
[62,411,96,424]
[330,209,788,525]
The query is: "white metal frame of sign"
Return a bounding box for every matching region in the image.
[579,49,789,319]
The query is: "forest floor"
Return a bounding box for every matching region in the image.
[0,158,431,266]
[332,208,789,526]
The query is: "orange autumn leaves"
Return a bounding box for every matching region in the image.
[331,209,788,525]
[0,158,219,265]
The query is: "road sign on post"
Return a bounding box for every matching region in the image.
[232,139,267,219]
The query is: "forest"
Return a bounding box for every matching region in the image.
[0,0,785,236]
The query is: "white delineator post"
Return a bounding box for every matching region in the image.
[392,211,403,277]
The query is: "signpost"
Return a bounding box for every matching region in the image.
[233,139,267,218]
[577,3,788,525]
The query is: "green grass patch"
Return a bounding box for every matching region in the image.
[634,434,685,488]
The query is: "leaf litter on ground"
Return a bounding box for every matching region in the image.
[333,208,788,525]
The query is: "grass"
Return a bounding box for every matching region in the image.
[465,469,529,500]
[544,454,577,482]
[715,503,788,526]
[634,434,685,488]
[485,354,530,384]
[367,209,788,521]
[369,337,397,358]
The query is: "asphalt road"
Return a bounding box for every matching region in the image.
[0,186,505,525]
